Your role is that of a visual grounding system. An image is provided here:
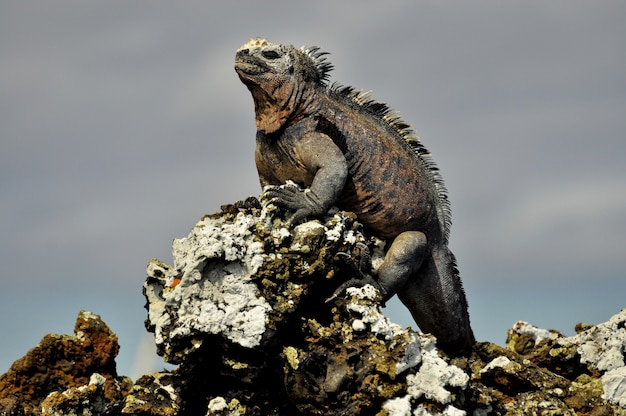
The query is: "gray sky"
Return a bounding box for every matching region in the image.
[2,1,625,378]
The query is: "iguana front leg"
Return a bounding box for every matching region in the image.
[263,132,348,227]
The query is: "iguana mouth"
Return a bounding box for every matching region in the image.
[235,57,268,76]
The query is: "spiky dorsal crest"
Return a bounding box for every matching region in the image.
[300,46,333,83]
[329,83,453,241]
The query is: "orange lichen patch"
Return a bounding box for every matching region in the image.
[169,278,181,288]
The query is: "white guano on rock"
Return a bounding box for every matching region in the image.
[145,212,270,355]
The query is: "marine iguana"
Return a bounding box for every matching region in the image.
[235,38,475,354]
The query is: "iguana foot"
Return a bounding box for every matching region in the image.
[335,242,371,276]
[326,245,387,303]
[262,183,326,228]
[325,276,386,304]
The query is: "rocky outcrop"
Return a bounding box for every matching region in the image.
[0,310,132,415]
[1,197,625,415]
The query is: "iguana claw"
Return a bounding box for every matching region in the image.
[325,276,387,304]
[262,184,326,228]
[326,245,387,304]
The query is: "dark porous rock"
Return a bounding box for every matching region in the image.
[465,311,626,416]
[143,198,470,415]
[2,197,626,415]
[121,372,180,415]
[0,310,132,415]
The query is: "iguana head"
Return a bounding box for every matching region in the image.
[235,38,331,133]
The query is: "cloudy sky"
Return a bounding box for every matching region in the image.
[2,2,625,378]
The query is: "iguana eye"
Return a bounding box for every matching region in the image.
[262,50,281,60]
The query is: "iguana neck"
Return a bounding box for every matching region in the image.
[251,83,320,134]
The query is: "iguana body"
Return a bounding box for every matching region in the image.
[235,38,475,354]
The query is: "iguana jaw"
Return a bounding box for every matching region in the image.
[234,58,268,77]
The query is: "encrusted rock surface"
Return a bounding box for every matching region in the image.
[0,310,132,415]
[1,197,625,415]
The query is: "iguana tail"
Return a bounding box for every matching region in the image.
[397,245,475,355]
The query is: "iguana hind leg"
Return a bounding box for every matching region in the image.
[378,233,475,354]
[376,231,428,301]
[327,233,426,303]
[398,246,475,355]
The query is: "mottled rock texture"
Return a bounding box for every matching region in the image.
[1,198,625,415]
[142,197,468,415]
[0,310,132,415]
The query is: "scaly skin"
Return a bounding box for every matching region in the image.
[235,38,475,355]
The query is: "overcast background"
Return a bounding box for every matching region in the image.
[2,1,625,379]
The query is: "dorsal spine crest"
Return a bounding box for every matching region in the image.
[300,45,333,83]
